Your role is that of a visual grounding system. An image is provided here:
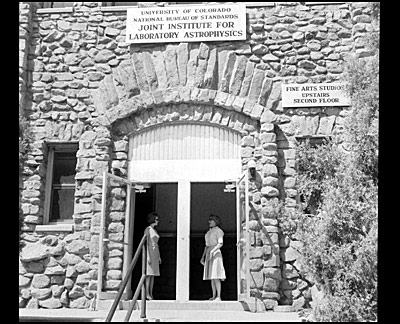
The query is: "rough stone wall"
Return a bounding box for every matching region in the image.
[267,2,376,310]
[20,2,35,115]
[275,107,347,309]
[19,2,377,310]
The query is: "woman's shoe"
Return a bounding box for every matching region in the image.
[213,297,221,302]
[146,296,153,300]
[208,297,215,301]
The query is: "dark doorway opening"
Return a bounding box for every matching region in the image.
[130,183,177,300]
[189,182,237,301]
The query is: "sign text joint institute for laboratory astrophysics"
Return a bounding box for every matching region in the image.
[126,4,246,43]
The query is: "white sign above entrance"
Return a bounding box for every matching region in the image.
[126,4,246,44]
[282,82,351,108]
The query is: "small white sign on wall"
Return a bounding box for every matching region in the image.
[282,83,351,107]
[126,4,246,44]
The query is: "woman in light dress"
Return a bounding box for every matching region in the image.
[144,212,161,300]
[200,214,226,301]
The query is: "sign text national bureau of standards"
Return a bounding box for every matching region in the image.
[281,83,351,108]
[126,4,246,44]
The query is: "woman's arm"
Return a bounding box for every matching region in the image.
[145,228,152,265]
[200,246,207,265]
[210,228,224,257]
[210,242,223,257]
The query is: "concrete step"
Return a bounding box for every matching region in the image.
[97,300,258,312]
[19,308,303,323]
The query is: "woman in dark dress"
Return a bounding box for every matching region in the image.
[144,212,161,300]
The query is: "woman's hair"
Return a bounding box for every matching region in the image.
[147,212,159,225]
[209,214,222,226]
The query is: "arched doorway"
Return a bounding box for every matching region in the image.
[127,122,242,301]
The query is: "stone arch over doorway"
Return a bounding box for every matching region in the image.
[87,42,282,183]
[90,42,282,126]
[86,42,286,308]
[112,102,259,139]
[87,41,283,183]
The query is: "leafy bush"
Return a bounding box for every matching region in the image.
[277,139,343,239]
[287,140,378,321]
[296,139,342,215]
[276,202,301,238]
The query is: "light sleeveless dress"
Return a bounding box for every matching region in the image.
[145,226,160,276]
[203,226,226,280]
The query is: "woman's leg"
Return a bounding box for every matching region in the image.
[145,276,153,299]
[210,279,216,299]
[214,279,221,300]
[149,276,155,299]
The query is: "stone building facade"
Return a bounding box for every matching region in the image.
[19,2,377,310]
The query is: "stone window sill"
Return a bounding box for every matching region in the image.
[35,223,74,232]
[305,2,345,5]
[295,135,332,147]
[101,5,136,12]
[244,2,275,7]
[36,8,73,14]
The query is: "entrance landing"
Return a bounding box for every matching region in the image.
[99,300,250,311]
[19,307,303,322]
[96,299,275,314]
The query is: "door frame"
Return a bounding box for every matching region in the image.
[128,158,242,301]
[99,167,250,303]
[176,179,191,301]
[97,172,136,301]
[236,171,250,301]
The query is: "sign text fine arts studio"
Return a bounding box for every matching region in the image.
[282,83,351,107]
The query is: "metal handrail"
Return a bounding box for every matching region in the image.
[105,233,148,322]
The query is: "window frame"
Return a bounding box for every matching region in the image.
[43,141,78,226]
